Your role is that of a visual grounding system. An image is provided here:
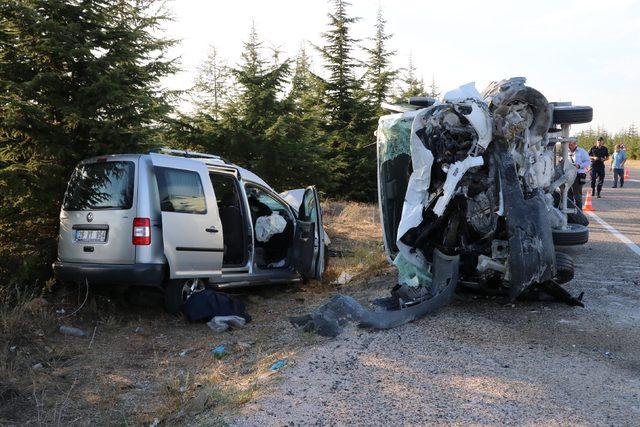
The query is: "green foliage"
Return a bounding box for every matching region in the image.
[313,0,377,200]
[5,0,635,295]
[575,125,639,160]
[172,27,331,191]
[0,0,176,285]
[393,54,426,102]
[362,8,397,115]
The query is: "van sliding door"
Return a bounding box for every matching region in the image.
[150,154,224,279]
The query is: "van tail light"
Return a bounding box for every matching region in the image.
[132,218,151,245]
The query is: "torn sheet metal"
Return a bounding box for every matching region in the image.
[432,155,484,217]
[394,107,436,271]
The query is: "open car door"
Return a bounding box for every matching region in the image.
[150,154,224,279]
[292,186,325,281]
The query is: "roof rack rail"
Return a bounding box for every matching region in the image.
[149,147,229,163]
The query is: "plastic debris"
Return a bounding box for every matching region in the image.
[235,341,253,351]
[206,315,247,333]
[32,363,43,370]
[179,348,195,357]
[393,253,432,288]
[211,345,227,359]
[331,271,354,286]
[270,359,288,371]
[134,326,144,334]
[9,346,16,353]
[59,325,86,337]
[55,308,66,315]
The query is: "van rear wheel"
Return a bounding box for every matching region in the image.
[164,278,205,315]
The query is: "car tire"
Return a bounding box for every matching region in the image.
[164,278,204,315]
[552,223,589,246]
[567,197,589,226]
[554,252,575,284]
[552,106,593,125]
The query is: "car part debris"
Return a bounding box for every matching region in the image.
[206,315,247,333]
[270,359,288,371]
[59,325,87,337]
[290,250,458,337]
[210,345,227,359]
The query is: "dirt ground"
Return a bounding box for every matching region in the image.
[231,166,640,425]
[3,170,640,425]
[0,201,386,425]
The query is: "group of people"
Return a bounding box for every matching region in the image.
[568,137,628,209]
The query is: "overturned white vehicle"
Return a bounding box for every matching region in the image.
[377,77,592,308]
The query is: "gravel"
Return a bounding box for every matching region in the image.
[232,175,640,426]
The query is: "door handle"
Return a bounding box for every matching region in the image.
[205,226,219,233]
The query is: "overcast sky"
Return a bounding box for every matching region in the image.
[161,0,640,134]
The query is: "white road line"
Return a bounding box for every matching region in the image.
[587,211,640,257]
[624,178,640,183]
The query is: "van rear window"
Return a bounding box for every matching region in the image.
[63,161,135,211]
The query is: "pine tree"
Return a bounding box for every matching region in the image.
[316,0,362,129]
[0,0,176,286]
[289,45,324,114]
[316,0,377,199]
[427,74,441,99]
[192,46,233,121]
[363,8,396,114]
[394,53,425,102]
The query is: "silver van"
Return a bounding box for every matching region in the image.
[53,149,326,313]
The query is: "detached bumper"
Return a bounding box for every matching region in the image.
[53,261,165,287]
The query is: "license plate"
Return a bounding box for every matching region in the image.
[75,229,107,243]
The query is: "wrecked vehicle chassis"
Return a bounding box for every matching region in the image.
[377,78,588,307]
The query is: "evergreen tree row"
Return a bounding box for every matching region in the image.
[575,125,640,160]
[170,1,432,201]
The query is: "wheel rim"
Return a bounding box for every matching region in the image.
[181,279,204,303]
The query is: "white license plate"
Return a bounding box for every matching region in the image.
[75,229,107,243]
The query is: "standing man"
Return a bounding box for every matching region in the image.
[569,140,591,209]
[611,144,627,188]
[588,136,610,198]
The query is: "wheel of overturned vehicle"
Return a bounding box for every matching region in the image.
[164,278,205,315]
[554,252,575,284]
[566,195,589,226]
[552,223,589,246]
[552,105,593,125]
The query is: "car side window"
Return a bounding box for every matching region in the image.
[155,167,207,214]
[245,185,291,219]
[303,191,318,223]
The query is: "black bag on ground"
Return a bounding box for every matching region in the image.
[182,289,251,323]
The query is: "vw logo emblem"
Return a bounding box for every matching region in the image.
[86,212,94,222]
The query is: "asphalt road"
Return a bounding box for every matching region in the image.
[234,166,640,426]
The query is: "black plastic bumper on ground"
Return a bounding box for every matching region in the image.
[53,261,165,287]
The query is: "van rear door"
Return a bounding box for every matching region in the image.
[150,154,224,279]
[58,159,137,264]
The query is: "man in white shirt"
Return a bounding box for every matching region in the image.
[569,141,591,209]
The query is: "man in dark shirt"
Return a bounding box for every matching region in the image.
[588,136,610,198]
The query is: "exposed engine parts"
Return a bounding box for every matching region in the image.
[378,77,591,310]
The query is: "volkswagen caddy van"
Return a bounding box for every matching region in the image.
[53,149,325,313]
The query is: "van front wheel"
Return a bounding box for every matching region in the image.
[164,278,204,315]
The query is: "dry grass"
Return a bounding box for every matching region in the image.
[322,200,388,285]
[0,200,391,425]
